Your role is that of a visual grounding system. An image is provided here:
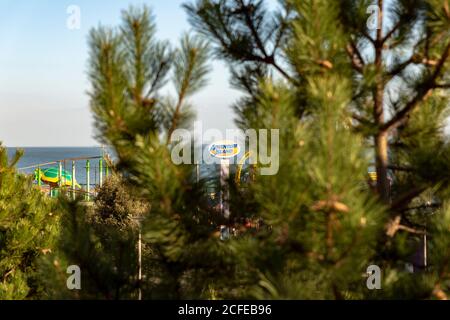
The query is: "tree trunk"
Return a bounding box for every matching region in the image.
[375,131,389,202]
[373,0,390,203]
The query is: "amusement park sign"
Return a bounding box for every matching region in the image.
[170,121,279,176]
[209,140,241,159]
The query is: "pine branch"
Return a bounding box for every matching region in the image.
[386,56,415,78]
[387,165,415,172]
[435,83,450,88]
[346,43,364,73]
[233,0,292,82]
[382,41,450,132]
[433,255,450,300]
[272,8,290,54]
[166,94,187,145]
[386,215,426,237]
[381,20,401,44]
[266,55,296,84]
[166,35,210,144]
[145,53,172,98]
[361,29,376,45]
[390,186,427,211]
[185,0,295,84]
[351,113,373,126]
[401,203,441,212]
[236,0,268,57]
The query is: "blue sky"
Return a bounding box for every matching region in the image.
[0,0,241,146]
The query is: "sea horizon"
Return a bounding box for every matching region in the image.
[6,145,102,148]
[6,146,222,187]
[6,147,106,186]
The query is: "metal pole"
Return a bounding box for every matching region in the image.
[196,164,200,184]
[86,160,90,201]
[64,160,66,184]
[37,166,41,187]
[424,232,427,268]
[132,216,144,300]
[72,161,76,200]
[424,219,427,269]
[220,159,230,219]
[138,226,142,300]
[58,161,62,196]
[99,158,103,187]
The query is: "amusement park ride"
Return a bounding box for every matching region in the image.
[19,155,111,200]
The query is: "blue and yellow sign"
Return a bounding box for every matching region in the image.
[209,140,241,159]
[368,171,377,182]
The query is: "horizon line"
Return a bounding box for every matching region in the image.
[6,146,102,148]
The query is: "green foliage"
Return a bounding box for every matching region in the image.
[4,0,450,300]
[94,174,149,227]
[85,4,242,299]
[227,74,386,299]
[186,0,450,299]
[0,144,59,299]
[41,176,153,300]
[88,5,210,149]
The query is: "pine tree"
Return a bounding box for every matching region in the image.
[185,0,450,299]
[0,144,59,299]
[40,175,151,299]
[54,5,243,299]
[46,1,450,300]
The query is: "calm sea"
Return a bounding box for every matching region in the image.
[6,146,235,190]
[7,147,105,186]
